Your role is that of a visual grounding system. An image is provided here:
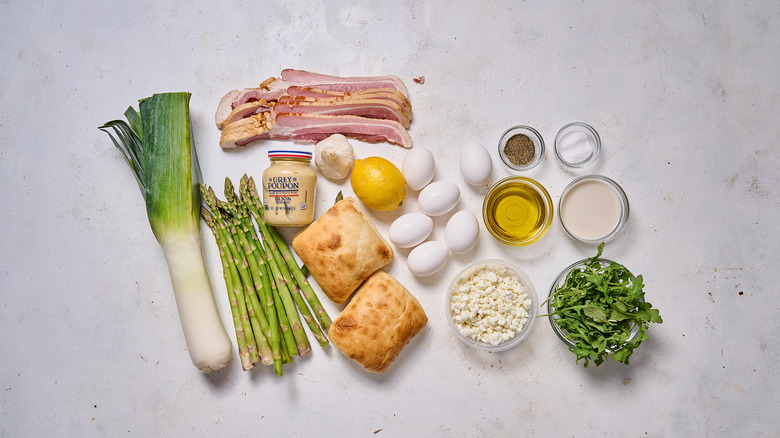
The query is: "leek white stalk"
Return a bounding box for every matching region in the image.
[161,232,231,371]
[100,92,232,372]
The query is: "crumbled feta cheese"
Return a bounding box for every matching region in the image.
[449,263,531,346]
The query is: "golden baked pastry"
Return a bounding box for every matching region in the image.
[292,197,393,304]
[328,271,427,373]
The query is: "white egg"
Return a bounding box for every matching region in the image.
[402,146,436,190]
[388,212,434,248]
[445,210,480,254]
[407,241,449,276]
[459,142,493,185]
[418,181,460,216]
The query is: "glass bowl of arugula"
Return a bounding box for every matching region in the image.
[542,244,662,367]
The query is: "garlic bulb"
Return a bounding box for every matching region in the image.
[314,134,354,180]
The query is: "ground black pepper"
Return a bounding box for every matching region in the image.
[504,134,535,166]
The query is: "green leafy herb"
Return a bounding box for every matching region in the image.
[335,190,344,204]
[541,243,662,367]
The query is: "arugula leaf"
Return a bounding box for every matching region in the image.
[543,243,662,367]
[583,306,609,323]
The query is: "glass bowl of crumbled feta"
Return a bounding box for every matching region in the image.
[446,260,538,351]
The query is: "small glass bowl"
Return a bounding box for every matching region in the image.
[547,258,642,352]
[446,259,538,352]
[483,176,553,246]
[554,122,601,168]
[558,175,629,245]
[498,125,545,171]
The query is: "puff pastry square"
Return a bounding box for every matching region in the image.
[292,197,393,304]
[328,271,427,373]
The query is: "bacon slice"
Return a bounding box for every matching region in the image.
[272,114,412,148]
[218,70,409,113]
[220,101,271,127]
[223,72,409,114]
[229,87,288,109]
[274,97,410,128]
[216,70,413,148]
[284,86,412,120]
[215,90,240,129]
[280,69,409,97]
[219,112,412,149]
[218,113,272,149]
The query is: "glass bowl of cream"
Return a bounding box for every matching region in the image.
[557,175,629,244]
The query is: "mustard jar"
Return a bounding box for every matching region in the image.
[262,150,317,227]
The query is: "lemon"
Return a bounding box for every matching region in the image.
[350,157,406,211]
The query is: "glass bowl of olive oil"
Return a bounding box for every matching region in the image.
[482,176,553,246]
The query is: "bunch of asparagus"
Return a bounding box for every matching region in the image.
[200,175,331,374]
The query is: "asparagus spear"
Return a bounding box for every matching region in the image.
[230,177,313,355]
[242,175,332,330]
[199,176,331,373]
[202,186,272,366]
[220,212,275,366]
[223,179,285,373]
[257,223,329,348]
[201,208,254,371]
[268,260,298,358]
[202,205,260,365]
[218,185,297,361]
[269,225,331,331]
[262,238,312,356]
[243,287,273,367]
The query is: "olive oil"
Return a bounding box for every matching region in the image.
[483,177,552,245]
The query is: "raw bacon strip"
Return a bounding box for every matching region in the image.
[284,86,412,120]
[274,97,410,128]
[216,71,413,128]
[215,90,240,129]
[272,113,413,148]
[220,101,271,127]
[230,87,288,109]
[218,113,272,149]
[219,113,413,149]
[216,70,413,149]
[284,86,351,99]
[285,85,409,102]
[280,69,409,97]
[227,74,409,111]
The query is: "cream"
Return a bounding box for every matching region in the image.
[560,179,621,240]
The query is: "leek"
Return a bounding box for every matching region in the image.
[100,92,232,372]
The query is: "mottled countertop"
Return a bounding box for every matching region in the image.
[2,1,778,436]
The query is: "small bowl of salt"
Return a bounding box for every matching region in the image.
[553,122,601,168]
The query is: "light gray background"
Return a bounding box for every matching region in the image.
[2,1,777,436]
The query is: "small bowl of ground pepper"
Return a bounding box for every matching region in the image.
[498,125,545,171]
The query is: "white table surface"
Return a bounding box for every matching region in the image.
[2,1,778,436]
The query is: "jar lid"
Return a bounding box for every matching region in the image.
[268,150,313,159]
